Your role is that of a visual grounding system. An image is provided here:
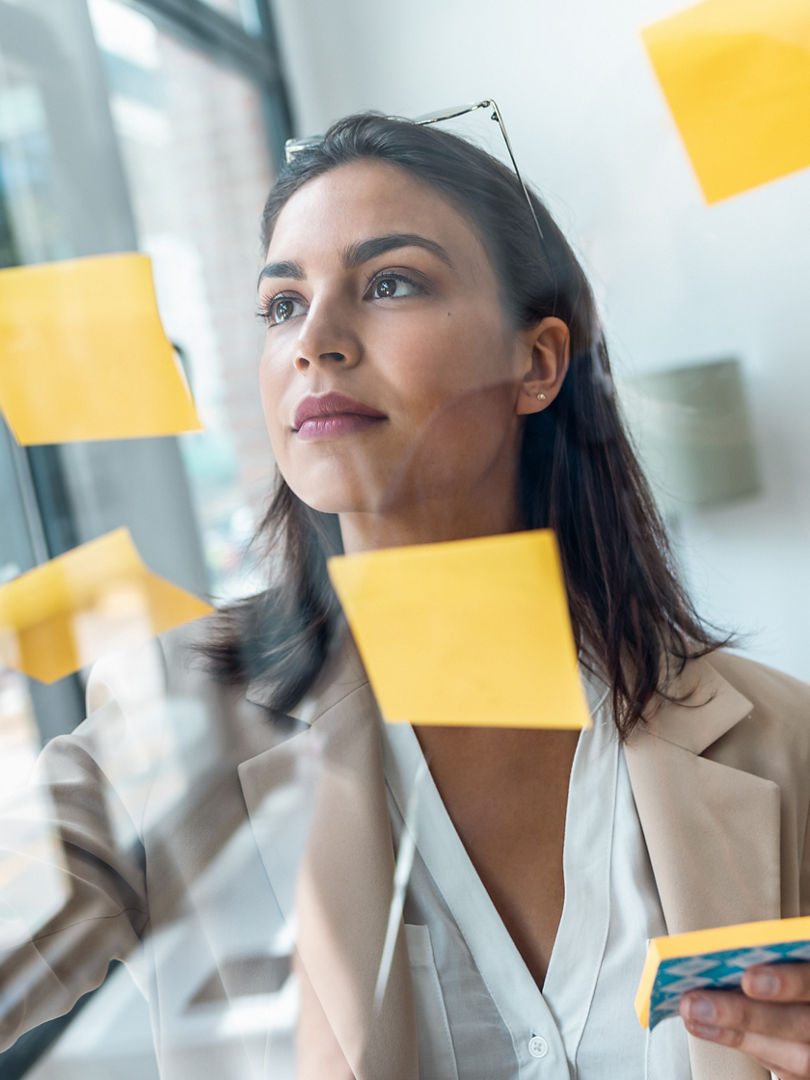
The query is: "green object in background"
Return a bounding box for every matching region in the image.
[623,357,760,511]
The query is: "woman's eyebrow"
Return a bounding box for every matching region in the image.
[257,259,303,288]
[257,232,454,289]
[342,233,455,270]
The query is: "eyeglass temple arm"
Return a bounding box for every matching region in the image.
[415,99,546,244]
[485,101,546,244]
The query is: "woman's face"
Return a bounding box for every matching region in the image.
[258,160,539,543]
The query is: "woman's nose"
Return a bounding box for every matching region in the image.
[293,303,360,373]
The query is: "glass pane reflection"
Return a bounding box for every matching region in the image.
[88,0,275,600]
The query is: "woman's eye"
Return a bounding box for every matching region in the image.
[262,295,305,325]
[369,274,423,300]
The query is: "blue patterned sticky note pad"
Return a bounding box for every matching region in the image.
[649,939,810,1029]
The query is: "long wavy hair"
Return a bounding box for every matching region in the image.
[198,112,731,738]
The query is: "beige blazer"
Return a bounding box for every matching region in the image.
[1,637,809,1080]
[244,643,810,1080]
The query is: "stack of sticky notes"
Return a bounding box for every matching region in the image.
[0,528,212,683]
[0,252,202,444]
[327,529,591,730]
[642,0,810,202]
[636,916,810,1029]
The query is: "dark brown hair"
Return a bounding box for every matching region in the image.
[199,112,731,737]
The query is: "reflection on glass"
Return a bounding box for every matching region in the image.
[0,58,64,265]
[0,671,68,946]
[0,655,320,1079]
[87,0,275,600]
[198,0,262,35]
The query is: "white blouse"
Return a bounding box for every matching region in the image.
[380,673,693,1079]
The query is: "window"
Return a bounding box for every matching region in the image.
[0,2,291,1074]
[89,0,280,598]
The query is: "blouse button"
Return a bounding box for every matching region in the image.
[528,1035,549,1058]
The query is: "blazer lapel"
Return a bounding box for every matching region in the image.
[238,640,418,1080]
[625,656,781,1080]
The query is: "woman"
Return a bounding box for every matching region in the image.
[1,111,810,1080]
[200,112,810,1079]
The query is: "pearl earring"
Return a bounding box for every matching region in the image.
[536,392,547,402]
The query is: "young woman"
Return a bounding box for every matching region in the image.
[201,112,810,1080]
[2,111,810,1080]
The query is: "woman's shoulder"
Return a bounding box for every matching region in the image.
[705,649,810,723]
[693,650,810,790]
[641,648,810,773]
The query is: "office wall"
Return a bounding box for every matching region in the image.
[270,0,810,679]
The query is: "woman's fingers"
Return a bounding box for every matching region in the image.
[681,990,810,1042]
[742,964,810,1004]
[680,969,810,1080]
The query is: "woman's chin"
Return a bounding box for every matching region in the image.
[288,482,382,517]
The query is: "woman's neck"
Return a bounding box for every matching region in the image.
[338,490,524,554]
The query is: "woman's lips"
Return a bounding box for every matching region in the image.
[293,392,387,440]
[296,413,387,440]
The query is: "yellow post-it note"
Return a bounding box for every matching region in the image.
[636,916,810,1029]
[327,530,591,729]
[0,253,203,444]
[0,528,212,683]
[642,0,810,203]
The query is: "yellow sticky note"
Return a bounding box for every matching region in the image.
[635,916,810,1029]
[0,253,203,443]
[642,0,810,202]
[327,530,591,729]
[0,528,212,683]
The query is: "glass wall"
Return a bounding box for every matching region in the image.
[0,1,290,1075]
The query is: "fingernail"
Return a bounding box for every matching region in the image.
[749,972,780,996]
[686,996,716,1023]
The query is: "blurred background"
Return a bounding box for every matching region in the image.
[1,0,809,1075]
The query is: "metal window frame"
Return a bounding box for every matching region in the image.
[128,0,294,168]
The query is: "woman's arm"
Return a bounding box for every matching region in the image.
[0,708,148,1051]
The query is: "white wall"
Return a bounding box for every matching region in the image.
[270,0,810,679]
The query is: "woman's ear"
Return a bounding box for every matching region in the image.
[515,316,570,416]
